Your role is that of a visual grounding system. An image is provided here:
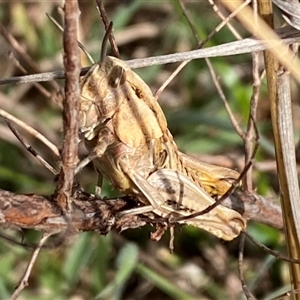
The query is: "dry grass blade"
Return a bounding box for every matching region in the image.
[8,51,52,99]
[221,1,300,84]
[208,0,242,40]
[1,26,299,86]
[273,0,300,30]
[170,0,252,223]
[222,0,300,295]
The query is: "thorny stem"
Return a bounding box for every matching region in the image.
[0,188,283,238]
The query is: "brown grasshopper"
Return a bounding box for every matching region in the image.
[78,56,246,240]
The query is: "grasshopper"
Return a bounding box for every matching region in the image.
[78,56,246,241]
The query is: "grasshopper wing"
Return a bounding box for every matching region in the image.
[147,169,246,240]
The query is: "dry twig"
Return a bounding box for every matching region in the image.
[54,1,81,212]
[3,118,58,175]
[10,233,52,300]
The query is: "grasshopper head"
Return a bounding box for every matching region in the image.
[79,57,127,141]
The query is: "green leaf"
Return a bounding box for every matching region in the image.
[136,263,196,300]
[94,242,139,300]
[63,233,94,285]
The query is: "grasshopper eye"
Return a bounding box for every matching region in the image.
[108,65,126,88]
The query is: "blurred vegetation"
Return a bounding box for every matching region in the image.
[0,1,299,299]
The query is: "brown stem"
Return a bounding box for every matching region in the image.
[54,1,81,212]
[0,188,283,234]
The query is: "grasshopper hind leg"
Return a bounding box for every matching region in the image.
[117,205,155,217]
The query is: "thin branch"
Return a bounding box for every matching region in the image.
[175,161,252,222]
[9,233,52,300]
[0,23,60,91]
[244,231,300,264]
[155,63,187,99]
[243,1,261,192]
[0,109,60,157]
[177,0,245,138]
[208,0,242,40]
[3,118,58,175]
[8,51,52,99]
[0,23,42,73]
[199,0,250,47]
[205,59,246,138]
[225,190,283,229]
[227,0,300,292]
[238,234,256,300]
[46,13,95,65]
[222,1,300,83]
[155,0,252,99]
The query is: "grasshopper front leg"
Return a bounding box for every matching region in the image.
[76,126,115,196]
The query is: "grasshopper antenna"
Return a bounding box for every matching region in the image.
[96,0,120,59]
[100,21,113,63]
